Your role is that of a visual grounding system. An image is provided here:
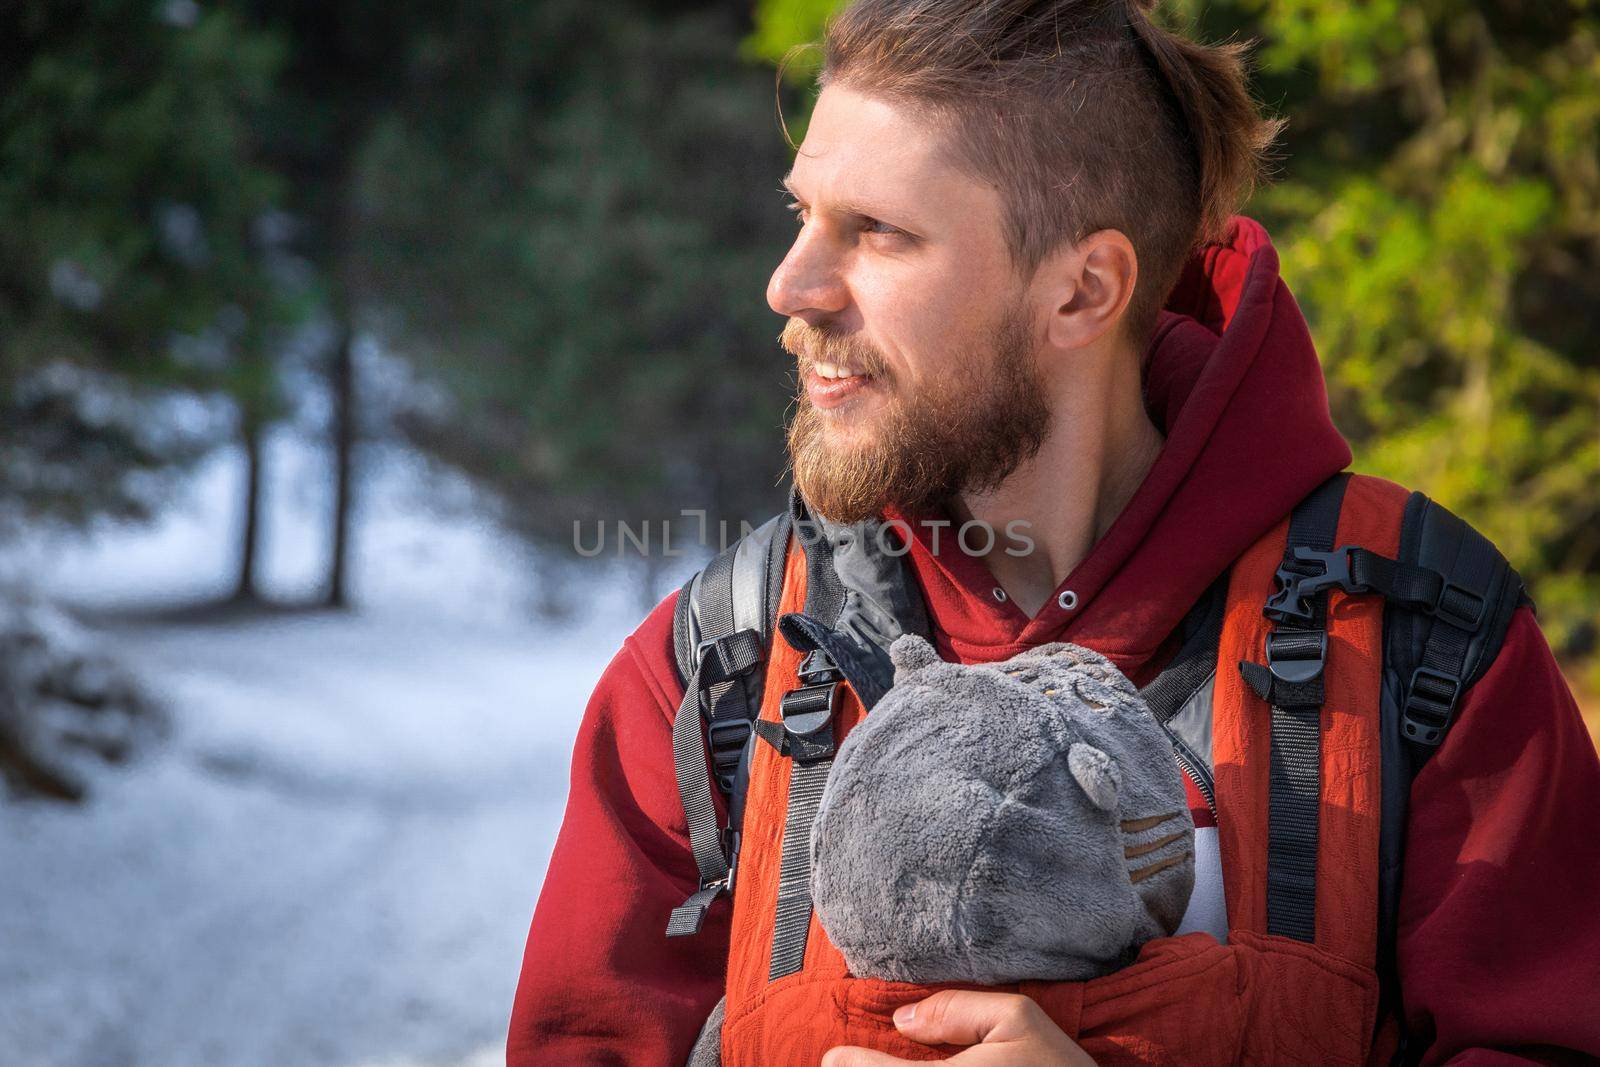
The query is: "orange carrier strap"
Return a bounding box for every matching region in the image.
[1247,472,1349,942]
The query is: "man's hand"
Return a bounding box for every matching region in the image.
[821,989,1098,1066]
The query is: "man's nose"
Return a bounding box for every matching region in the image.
[767,229,848,322]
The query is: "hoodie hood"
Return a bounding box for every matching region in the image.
[899,216,1352,679]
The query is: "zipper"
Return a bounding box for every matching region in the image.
[1171,741,1216,817]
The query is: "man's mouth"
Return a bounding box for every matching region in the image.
[804,363,875,409]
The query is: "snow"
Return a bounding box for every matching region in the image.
[0,432,689,1066]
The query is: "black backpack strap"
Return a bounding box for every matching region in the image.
[1239,472,1352,943]
[665,490,934,946]
[1374,492,1528,1062]
[665,508,792,937]
[671,509,792,808]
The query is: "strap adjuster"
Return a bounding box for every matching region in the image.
[764,681,837,763]
[1402,667,1463,746]
[701,836,739,897]
[796,648,843,686]
[707,717,752,750]
[1265,628,1327,685]
[695,629,764,684]
[780,682,837,737]
[707,718,752,792]
[1433,581,1486,630]
[666,838,740,938]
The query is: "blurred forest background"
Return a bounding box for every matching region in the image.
[0,0,1596,1063]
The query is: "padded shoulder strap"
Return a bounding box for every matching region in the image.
[670,508,791,812]
[663,508,791,938]
[1385,491,1529,753]
[672,509,791,693]
[1376,491,1528,1064]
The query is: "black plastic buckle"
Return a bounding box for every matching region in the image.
[707,718,752,791]
[1265,546,1359,625]
[1265,628,1328,685]
[780,683,836,737]
[796,648,843,686]
[1402,667,1463,746]
[708,717,751,748]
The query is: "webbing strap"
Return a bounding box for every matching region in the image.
[759,668,841,979]
[1349,550,1470,622]
[668,665,730,936]
[698,547,757,800]
[1261,473,1348,943]
[1266,700,1322,940]
[769,758,831,978]
[667,548,764,937]
[666,883,726,939]
[1400,534,1499,746]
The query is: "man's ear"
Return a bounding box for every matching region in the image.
[1036,229,1138,353]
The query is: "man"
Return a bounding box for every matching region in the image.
[509,1,1600,1063]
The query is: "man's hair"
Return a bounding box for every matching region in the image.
[817,0,1283,339]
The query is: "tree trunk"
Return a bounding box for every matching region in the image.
[234,418,264,603]
[325,323,356,608]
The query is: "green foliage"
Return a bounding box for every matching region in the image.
[358,1,798,543]
[3,0,803,558]
[745,0,834,79]
[747,0,1600,675]
[0,0,292,523]
[1236,1,1600,674]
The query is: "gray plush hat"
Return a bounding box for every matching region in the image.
[808,633,1195,985]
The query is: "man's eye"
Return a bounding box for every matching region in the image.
[785,200,807,225]
[863,218,902,237]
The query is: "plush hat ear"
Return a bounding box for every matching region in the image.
[1067,743,1121,813]
[888,633,942,678]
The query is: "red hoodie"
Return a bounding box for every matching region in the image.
[508,218,1600,1066]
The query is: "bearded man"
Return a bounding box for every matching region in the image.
[508,1,1600,1064]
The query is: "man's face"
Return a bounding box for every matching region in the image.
[768,84,1050,524]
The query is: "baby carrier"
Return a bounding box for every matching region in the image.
[665,473,1528,1065]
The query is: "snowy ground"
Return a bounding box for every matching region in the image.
[0,434,686,1067]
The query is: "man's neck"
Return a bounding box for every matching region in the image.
[951,348,1165,618]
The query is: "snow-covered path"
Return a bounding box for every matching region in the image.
[1,436,674,1066]
[0,607,609,1067]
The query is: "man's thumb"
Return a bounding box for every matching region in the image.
[892,990,1041,1046]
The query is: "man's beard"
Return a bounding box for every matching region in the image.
[783,305,1050,525]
